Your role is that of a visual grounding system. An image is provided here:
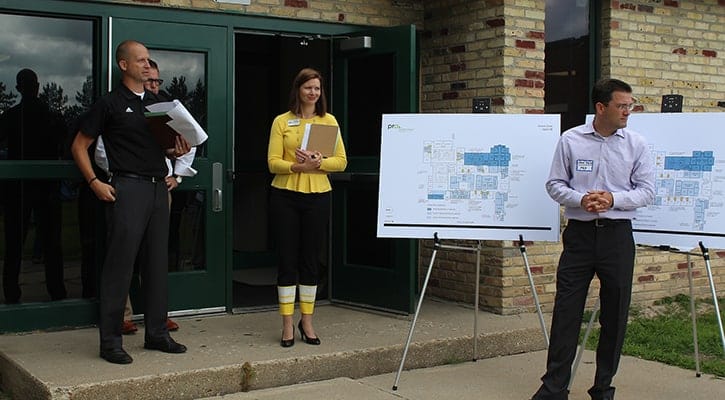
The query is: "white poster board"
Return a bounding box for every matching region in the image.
[586,113,725,250]
[377,113,561,241]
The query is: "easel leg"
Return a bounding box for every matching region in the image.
[687,254,702,377]
[392,246,438,391]
[519,235,549,346]
[698,242,725,354]
[569,298,599,391]
[473,242,481,361]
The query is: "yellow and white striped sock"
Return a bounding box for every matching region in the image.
[277,285,296,316]
[298,284,317,315]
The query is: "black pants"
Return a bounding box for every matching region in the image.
[534,219,634,400]
[98,175,170,351]
[2,180,66,303]
[270,187,330,287]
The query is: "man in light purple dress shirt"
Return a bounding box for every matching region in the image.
[531,79,655,400]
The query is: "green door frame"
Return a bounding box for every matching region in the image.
[329,25,419,313]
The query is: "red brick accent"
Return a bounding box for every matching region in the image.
[285,0,308,8]
[670,272,688,280]
[664,0,679,7]
[638,4,654,13]
[515,79,534,88]
[529,266,544,274]
[638,275,655,282]
[513,296,534,306]
[645,265,662,272]
[486,18,505,28]
[527,31,544,40]
[703,50,717,57]
[450,63,466,72]
[611,21,620,29]
[525,70,545,80]
[672,47,687,55]
[720,0,725,6]
[338,13,345,22]
[492,97,505,106]
[525,109,544,114]
[442,92,459,100]
[677,262,690,270]
[620,3,636,11]
[450,45,466,53]
[716,251,725,258]
[516,40,536,49]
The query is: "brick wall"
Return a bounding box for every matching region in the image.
[603,0,725,112]
[419,0,545,114]
[125,0,423,26]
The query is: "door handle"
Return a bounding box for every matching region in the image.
[212,162,223,212]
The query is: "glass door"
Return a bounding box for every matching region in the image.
[111,19,229,312]
[330,25,418,313]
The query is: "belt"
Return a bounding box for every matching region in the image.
[111,172,164,183]
[569,218,630,228]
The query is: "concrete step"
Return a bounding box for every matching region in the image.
[0,299,547,399]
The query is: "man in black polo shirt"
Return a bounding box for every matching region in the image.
[71,39,190,364]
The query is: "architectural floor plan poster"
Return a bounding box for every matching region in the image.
[587,113,725,250]
[377,113,561,241]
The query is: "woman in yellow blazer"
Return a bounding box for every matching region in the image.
[267,68,347,347]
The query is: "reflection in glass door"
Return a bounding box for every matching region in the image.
[0,13,95,305]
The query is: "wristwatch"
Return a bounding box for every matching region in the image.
[174,175,183,184]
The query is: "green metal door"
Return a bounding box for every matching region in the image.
[111,19,229,312]
[330,25,418,313]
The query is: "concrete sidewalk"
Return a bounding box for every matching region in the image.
[0,298,722,399]
[207,350,724,400]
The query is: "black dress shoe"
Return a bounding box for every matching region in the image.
[144,336,187,353]
[298,320,321,345]
[280,326,295,347]
[100,348,133,364]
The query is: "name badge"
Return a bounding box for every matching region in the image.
[576,159,594,172]
[288,119,300,127]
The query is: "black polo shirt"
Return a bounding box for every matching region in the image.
[79,83,167,178]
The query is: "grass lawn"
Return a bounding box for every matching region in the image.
[583,294,725,377]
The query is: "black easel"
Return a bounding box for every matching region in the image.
[392,232,482,391]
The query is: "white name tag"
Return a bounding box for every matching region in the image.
[288,119,301,127]
[576,159,594,172]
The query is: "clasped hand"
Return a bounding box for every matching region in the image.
[581,190,612,213]
[295,148,322,171]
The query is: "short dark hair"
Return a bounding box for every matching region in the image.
[591,78,632,109]
[149,59,159,70]
[288,68,327,117]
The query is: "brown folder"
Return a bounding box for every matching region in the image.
[302,123,338,157]
[145,112,180,149]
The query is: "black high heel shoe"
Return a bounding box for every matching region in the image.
[280,326,295,347]
[298,320,321,345]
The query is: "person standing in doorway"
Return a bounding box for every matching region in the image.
[531,78,655,400]
[121,58,193,335]
[267,68,347,347]
[71,40,190,364]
